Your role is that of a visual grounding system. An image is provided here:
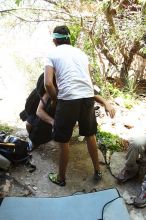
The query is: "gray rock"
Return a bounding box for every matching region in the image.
[110,152,126,177]
[15,129,28,138]
[0,177,12,197]
[98,149,106,164]
[0,154,11,170]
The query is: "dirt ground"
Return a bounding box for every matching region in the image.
[1,90,146,219]
[1,132,145,220]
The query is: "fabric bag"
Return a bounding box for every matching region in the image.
[29,119,53,145]
[0,134,31,164]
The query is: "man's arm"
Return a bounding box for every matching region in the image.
[94,95,115,118]
[36,93,54,126]
[44,65,57,101]
[88,64,115,118]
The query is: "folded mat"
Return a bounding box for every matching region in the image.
[0,188,130,220]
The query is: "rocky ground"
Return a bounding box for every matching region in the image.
[1,95,146,219]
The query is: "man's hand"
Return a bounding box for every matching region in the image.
[104,103,115,118]
[94,95,115,118]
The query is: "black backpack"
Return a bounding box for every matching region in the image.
[28,98,55,145]
[0,132,36,172]
[23,73,45,118]
[19,73,57,121]
[19,73,56,146]
[0,132,31,164]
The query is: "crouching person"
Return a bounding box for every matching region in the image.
[28,92,55,147]
[117,134,146,207]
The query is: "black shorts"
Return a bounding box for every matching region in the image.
[53,97,97,143]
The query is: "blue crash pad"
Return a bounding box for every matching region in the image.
[0,188,130,220]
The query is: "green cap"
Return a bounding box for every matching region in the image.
[52,33,70,39]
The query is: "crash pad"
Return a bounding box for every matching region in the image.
[0,188,130,220]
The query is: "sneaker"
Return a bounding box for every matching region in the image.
[134,190,146,208]
[48,173,66,187]
[94,171,102,181]
[117,167,138,183]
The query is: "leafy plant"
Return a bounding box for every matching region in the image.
[69,24,81,46]
[102,81,137,109]
[15,0,22,6]
[96,129,123,152]
[0,124,14,133]
[105,82,123,97]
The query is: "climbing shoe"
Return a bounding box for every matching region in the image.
[94,171,102,181]
[48,172,66,187]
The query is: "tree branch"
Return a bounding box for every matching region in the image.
[104,1,116,35]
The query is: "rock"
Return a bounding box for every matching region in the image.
[72,126,79,137]
[109,152,126,177]
[0,175,13,197]
[106,150,111,165]
[114,97,125,107]
[123,115,135,129]
[98,149,105,164]
[15,129,28,138]
[124,124,134,129]
[130,209,145,220]
[78,136,84,142]
[122,190,135,205]
[32,186,38,191]
[0,154,11,170]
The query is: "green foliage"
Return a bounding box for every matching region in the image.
[139,46,146,56]
[92,66,102,84]
[15,0,22,6]
[124,92,139,109]
[96,129,122,152]
[106,82,123,97]
[100,82,137,109]
[0,124,14,133]
[83,37,95,57]
[69,24,81,46]
[138,0,146,4]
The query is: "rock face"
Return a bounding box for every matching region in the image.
[98,149,105,164]
[0,174,13,197]
[109,152,126,177]
[0,155,11,170]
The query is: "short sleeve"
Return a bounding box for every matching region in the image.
[44,56,54,67]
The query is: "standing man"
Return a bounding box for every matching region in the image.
[44,25,102,186]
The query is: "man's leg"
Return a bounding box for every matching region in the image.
[79,98,101,181]
[117,141,145,182]
[134,174,146,208]
[86,135,101,181]
[49,142,69,186]
[58,142,69,181]
[49,99,78,186]
[125,142,143,171]
[86,135,100,171]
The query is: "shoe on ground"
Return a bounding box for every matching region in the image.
[94,171,102,182]
[117,167,138,183]
[134,190,146,208]
[48,172,66,187]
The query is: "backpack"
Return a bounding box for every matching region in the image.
[0,132,32,165]
[24,73,45,116]
[19,73,57,121]
[29,98,55,145]
[19,73,56,146]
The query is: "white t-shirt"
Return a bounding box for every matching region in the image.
[45,44,94,100]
